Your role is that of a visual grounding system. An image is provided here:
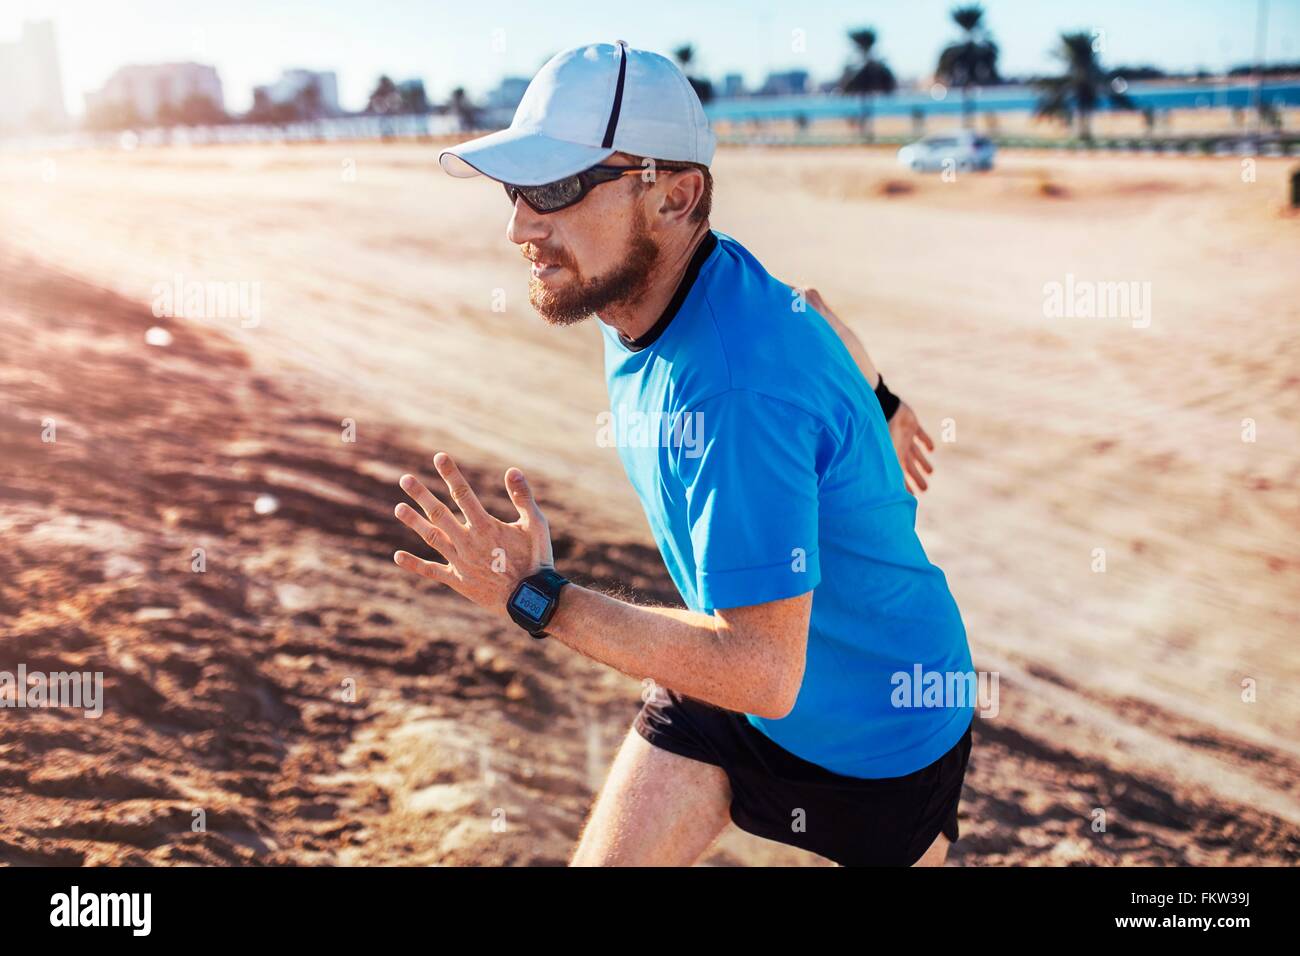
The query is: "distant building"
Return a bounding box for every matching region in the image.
[0,19,67,131]
[486,77,529,111]
[85,62,224,125]
[252,69,340,116]
[758,70,810,96]
[478,77,529,128]
[722,73,746,98]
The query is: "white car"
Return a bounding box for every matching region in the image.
[897,132,996,172]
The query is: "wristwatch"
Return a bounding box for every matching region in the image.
[506,568,569,639]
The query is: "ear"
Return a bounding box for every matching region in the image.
[654,168,705,225]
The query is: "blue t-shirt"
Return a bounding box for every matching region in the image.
[599,230,975,779]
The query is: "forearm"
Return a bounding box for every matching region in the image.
[819,310,906,420]
[823,312,881,389]
[545,584,787,717]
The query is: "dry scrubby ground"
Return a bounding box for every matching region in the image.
[1,252,682,865]
[1,144,1298,865]
[2,249,1295,866]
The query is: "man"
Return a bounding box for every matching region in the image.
[394,42,975,867]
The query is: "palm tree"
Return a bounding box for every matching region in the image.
[840,28,896,142]
[296,78,324,120]
[367,75,402,115]
[449,87,479,131]
[399,79,429,115]
[674,44,714,104]
[936,5,999,128]
[1033,32,1136,141]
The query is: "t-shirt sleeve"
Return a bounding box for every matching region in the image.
[674,389,823,610]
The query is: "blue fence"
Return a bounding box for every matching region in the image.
[705,80,1300,123]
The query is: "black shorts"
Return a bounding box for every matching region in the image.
[634,688,974,867]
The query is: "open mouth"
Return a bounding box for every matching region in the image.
[530,260,563,280]
[524,245,568,282]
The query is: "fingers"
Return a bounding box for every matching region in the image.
[505,467,545,525]
[433,452,491,526]
[913,442,933,475]
[393,549,457,586]
[891,410,935,495]
[394,501,458,556]
[905,455,930,493]
[400,473,465,539]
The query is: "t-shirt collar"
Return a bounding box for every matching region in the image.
[618,230,718,352]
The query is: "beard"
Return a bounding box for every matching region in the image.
[525,207,661,326]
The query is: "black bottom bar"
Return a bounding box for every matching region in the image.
[0,865,1287,942]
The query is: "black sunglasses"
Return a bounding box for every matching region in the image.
[503,162,690,214]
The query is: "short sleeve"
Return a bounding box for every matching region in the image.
[674,390,823,609]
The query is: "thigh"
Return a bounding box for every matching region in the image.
[911,832,950,867]
[830,834,948,868]
[571,724,733,867]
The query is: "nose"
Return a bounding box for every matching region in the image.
[506,194,548,247]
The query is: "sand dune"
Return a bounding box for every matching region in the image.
[1,143,1297,865]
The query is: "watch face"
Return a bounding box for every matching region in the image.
[511,583,551,622]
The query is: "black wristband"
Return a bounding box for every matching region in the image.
[875,375,902,422]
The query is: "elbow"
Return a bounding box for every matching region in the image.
[751,667,803,721]
[752,693,797,722]
[715,612,809,721]
[753,699,796,722]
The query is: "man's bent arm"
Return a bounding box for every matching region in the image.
[392,457,810,719]
[546,585,811,720]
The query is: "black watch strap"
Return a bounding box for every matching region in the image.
[875,375,902,422]
[507,568,569,639]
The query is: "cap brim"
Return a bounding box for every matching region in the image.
[438,127,616,186]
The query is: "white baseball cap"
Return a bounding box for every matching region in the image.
[439,41,716,186]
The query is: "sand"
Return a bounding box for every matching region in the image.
[0,142,1297,865]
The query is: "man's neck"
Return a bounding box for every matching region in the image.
[598,222,711,341]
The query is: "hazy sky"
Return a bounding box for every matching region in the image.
[4,0,1298,116]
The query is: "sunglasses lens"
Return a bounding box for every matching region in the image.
[516,174,584,212]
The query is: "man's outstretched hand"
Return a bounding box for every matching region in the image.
[888,402,934,494]
[392,452,554,617]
